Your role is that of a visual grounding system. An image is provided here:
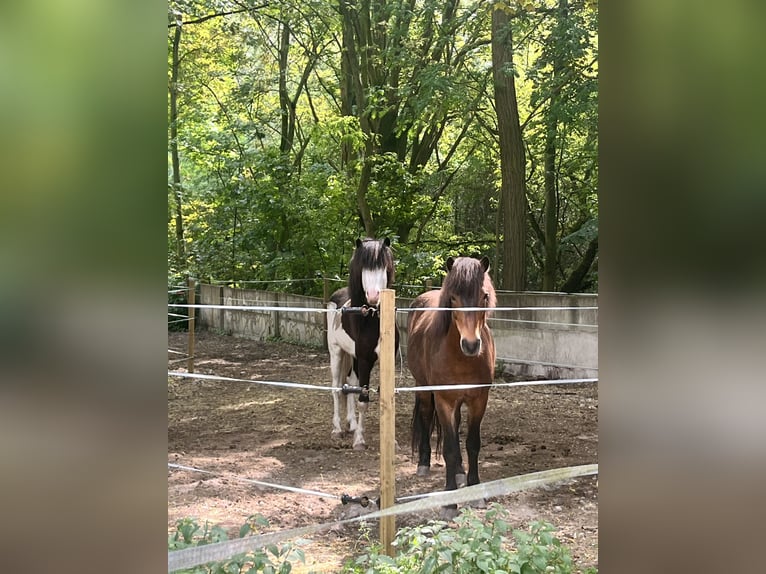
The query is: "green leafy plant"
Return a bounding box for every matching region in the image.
[344,504,592,574]
[168,515,306,574]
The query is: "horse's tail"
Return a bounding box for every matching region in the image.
[411,393,441,456]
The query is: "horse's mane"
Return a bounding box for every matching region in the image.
[433,257,496,335]
[348,237,395,306]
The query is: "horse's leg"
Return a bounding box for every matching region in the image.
[435,395,462,519]
[345,364,359,433]
[465,392,489,508]
[351,357,373,450]
[329,348,348,438]
[353,399,367,450]
[453,405,467,488]
[413,391,434,476]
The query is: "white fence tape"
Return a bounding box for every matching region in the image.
[168,371,337,391]
[169,303,597,313]
[168,370,597,394]
[394,378,597,393]
[168,463,597,572]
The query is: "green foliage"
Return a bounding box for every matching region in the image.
[522,1,599,291]
[167,0,598,292]
[168,515,306,574]
[343,504,591,574]
[167,510,594,574]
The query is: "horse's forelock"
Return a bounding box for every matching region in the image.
[440,258,486,304]
[436,257,496,322]
[352,239,393,270]
[348,238,394,304]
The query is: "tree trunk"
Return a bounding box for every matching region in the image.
[339,0,356,168]
[542,0,568,291]
[278,21,294,154]
[170,17,185,267]
[542,94,559,291]
[492,9,526,290]
[560,236,598,293]
[339,0,375,234]
[357,148,375,236]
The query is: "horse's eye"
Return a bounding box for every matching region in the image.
[483,293,489,304]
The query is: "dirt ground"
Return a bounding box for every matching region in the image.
[168,331,598,572]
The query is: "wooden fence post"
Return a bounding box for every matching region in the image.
[322,276,330,350]
[379,289,396,556]
[187,278,196,373]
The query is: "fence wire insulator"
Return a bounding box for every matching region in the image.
[341,384,371,402]
[341,305,378,317]
[340,494,371,507]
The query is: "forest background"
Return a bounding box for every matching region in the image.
[168,0,598,295]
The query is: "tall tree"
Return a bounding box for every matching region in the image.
[525,0,598,291]
[541,0,568,291]
[492,7,526,289]
[169,11,185,269]
[336,0,489,239]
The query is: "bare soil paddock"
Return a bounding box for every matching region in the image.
[168,332,598,571]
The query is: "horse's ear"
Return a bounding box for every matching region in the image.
[383,237,391,247]
[446,257,455,272]
[356,238,363,248]
[480,256,490,272]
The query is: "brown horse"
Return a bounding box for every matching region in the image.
[408,256,496,518]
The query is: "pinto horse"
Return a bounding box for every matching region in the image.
[327,237,399,450]
[408,256,496,517]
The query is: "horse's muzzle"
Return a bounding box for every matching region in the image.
[460,338,482,356]
[365,291,380,306]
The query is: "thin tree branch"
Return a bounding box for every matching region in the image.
[199,81,256,181]
[168,5,269,28]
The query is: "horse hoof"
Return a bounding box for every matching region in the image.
[455,473,467,488]
[439,506,460,521]
[331,430,343,439]
[353,443,367,451]
[468,497,487,509]
[416,465,430,477]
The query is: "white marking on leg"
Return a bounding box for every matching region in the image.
[346,369,359,431]
[331,388,342,436]
[353,401,367,450]
[328,300,354,436]
[329,354,347,436]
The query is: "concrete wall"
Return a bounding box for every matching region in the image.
[198,285,598,380]
[198,285,325,348]
[489,292,598,380]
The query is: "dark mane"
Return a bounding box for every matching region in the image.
[433,257,496,335]
[348,237,395,306]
